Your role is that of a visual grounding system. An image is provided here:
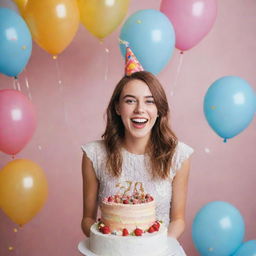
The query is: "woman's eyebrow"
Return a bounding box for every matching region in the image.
[122,95,153,99]
[123,94,136,99]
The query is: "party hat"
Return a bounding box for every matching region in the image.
[125,46,144,76]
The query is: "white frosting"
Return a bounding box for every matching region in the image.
[89,223,170,256]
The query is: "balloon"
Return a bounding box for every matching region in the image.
[204,76,255,142]
[23,0,79,55]
[0,159,48,225]
[160,0,217,51]
[192,201,245,256]
[12,0,27,13]
[78,0,130,40]
[233,240,256,256]
[0,0,19,13]
[0,89,36,155]
[120,9,175,75]
[0,7,32,77]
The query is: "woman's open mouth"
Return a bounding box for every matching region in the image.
[131,118,148,129]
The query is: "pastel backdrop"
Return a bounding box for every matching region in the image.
[0,0,255,255]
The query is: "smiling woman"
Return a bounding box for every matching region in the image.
[81,70,194,254]
[101,71,182,180]
[115,79,159,143]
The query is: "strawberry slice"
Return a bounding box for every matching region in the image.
[154,221,160,229]
[148,226,155,233]
[122,228,129,236]
[101,226,111,234]
[134,228,143,236]
[152,223,159,231]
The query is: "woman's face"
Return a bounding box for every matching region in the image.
[116,79,158,141]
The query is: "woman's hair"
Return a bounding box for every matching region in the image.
[102,71,178,179]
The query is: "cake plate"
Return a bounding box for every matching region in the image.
[78,237,186,256]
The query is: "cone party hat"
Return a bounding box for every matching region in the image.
[125,46,144,76]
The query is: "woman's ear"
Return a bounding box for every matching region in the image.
[115,103,120,115]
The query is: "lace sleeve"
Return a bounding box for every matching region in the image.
[81,141,99,178]
[171,141,194,177]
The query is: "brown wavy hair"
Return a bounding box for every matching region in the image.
[102,71,178,179]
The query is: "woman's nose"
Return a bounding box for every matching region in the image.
[134,102,145,113]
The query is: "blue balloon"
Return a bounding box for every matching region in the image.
[192,201,245,256]
[233,240,256,256]
[120,9,175,75]
[204,76,255,142]
[0,7,32,77]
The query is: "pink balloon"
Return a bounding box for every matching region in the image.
[0,89,36,155]
[160,0,217,51]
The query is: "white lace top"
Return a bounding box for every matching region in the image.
[81,140,194,227]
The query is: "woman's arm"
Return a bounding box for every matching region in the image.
[81,152,99,237]
[168,158,191,239]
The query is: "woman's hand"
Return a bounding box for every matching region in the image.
[81,153,99,237]
[168,158,191,239]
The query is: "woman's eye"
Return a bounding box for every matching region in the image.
[146,100,155,104]
[125,99,136,104]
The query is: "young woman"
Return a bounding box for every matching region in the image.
[81,71,193,241]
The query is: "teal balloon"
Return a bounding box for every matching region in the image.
[204,76,255,142]
[233,240,256,256]
[192,201,245,256]
[0,7,32,77]
[120,9,175,75]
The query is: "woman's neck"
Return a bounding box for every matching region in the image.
[122,136,149,155]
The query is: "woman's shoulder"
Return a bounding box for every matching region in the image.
[171,141,194,171]
[81,140,105,155]
[176,141,194,155]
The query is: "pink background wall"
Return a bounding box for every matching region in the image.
[0,0,255,255]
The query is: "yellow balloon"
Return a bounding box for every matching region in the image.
[23,0,80,55]
[0,159,48,225]
[13,0,27,13]
[78,0,130,40]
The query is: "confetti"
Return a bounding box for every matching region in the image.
[204,148,210,153]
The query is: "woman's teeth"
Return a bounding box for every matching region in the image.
[131,118,148,124]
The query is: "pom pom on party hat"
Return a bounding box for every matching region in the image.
[125,46,144,76]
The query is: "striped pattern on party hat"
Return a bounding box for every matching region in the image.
[125,47,144,76]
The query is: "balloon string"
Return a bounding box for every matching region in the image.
[170,52,184,96]
[104,47,109,81]
[53,57,63,91]
[53,57,68,124]
[13,77,21,91]
[99,40,110,81]
[25,76,32,101]
[23,68,32,101]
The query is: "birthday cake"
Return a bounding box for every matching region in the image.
[88,182,170,256]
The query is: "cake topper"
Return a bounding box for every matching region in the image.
[116,181,145,197]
